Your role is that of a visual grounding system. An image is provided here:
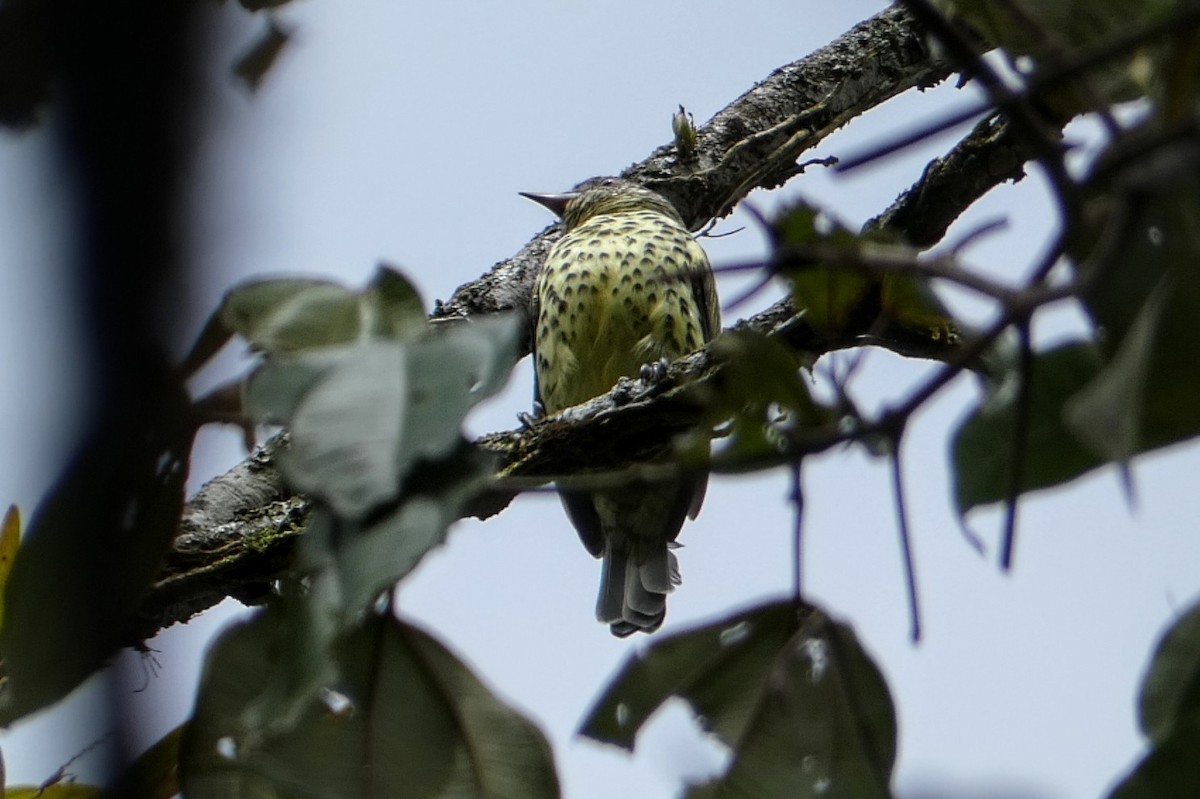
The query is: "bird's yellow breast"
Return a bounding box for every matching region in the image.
[535,209,708,413]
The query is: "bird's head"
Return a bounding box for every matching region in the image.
[520,177,683,231]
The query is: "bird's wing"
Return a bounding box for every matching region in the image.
[686,237,721,342]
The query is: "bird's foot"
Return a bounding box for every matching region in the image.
[517,401,545,429]
[639,357,671,386]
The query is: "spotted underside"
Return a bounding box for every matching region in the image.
[534,208,713,413]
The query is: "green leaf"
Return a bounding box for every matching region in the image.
[1138,598,1200,747]
[0,367,193,725]
[365,263,428,341]
[1065,279,1166,462]
[182,268,428,376]
[951,341,1106,516]
[706,330,830,465]
[8,785,100,799]
[770,202,958,346]
[1070,136,1200,455]
[222,278,364,353]
[581,600,896,799]
[330,450,492,618]
[932,0,1171,114]
[240,449,494,735]
[181,613,560,799]
[247,315,520,520]
[772,205,872,335]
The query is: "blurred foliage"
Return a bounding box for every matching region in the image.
[181,612,558,799]
[5,0,1200,797]
[1108,596,1200,797]
[581,601,896,799]
[0,362,194,726]
[767,202,960,346]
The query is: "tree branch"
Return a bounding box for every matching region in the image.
[133,3,1046,642]
[430,4,952,339]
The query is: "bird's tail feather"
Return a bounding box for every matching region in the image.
[597,543,675,636]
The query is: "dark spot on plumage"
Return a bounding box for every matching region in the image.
[620,273,632,284]
[558,331,567,343]
[557,300,568,314]
[633,282,643,292]
[589,238,601,246]
[623,297,634,309]
[563,285,574,296]
[664,313,675,331]
[647,292,657,303]
[576,300,586,312]
[549,316,560,330]
[611,287,619,296]
[632,267,643,278]
[640,257,654,270]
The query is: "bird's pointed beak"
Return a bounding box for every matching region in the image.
[519,191,577,218]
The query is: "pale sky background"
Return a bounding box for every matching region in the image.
[1,2,1199,797]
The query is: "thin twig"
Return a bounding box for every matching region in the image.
[1000,321,1033,571]
[790,460,805,606]
[888,436,922,643]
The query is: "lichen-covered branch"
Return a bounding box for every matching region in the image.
[430,4,953,337]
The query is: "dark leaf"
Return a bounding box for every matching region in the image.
[181,612,560,799]
[239,449,494,733]
[104,724,184,799]
[772,204,872,335]
[1072,150,1200,455]
[932,0,1171,114]
[581,600,896,799]
[0,0,54,129]
[707,331,829,464]
[1138,598,1200,747]
[770,202,957,344]
[237,0,296,10]
[951,341,1106,516]
[232,18,290,92]
[0,366,193,725]
[1107,720,1200,799]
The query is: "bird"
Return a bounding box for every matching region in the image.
[522,177,719,636]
